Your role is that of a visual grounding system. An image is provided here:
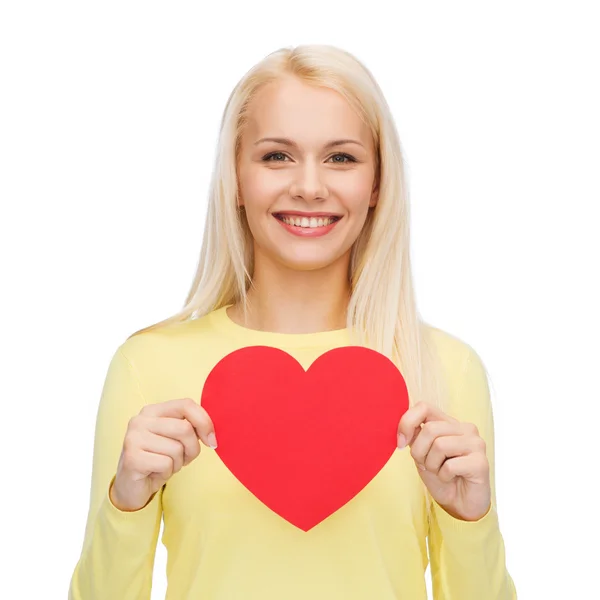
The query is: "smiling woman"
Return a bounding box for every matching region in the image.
[236,76,379,275]
[69,44,516,600]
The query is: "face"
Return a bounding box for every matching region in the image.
[236,76,379,273]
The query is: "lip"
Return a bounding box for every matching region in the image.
[273,211,343,218]
[273,213,341,238]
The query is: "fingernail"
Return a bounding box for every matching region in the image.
[207,433,218,449]
[397,433,407,449]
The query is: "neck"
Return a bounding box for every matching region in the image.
[228,252,352,334]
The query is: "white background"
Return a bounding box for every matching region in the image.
[2,1,598,598]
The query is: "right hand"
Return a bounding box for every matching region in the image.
[109,397,217,512]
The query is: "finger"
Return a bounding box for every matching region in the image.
[138,431,186,474]
[410,421,466,468]
[437,453,489,484]
[142,398,217,448]
[139,450,176,481]
[397,401,458,448]
[422,434,476,474]
[145,417,201,466]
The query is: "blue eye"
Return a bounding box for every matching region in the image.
[330,153,356,164]
[263,152,288,162]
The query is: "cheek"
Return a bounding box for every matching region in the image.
[337,173,375,208]
[345,193,374,221]
[240,169,282,209]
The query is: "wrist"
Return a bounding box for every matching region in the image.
[109,477,146,512]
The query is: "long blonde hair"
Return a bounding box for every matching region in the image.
[128,44,449,413]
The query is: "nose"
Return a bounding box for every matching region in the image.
[288,160,329,202]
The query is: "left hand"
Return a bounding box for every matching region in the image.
[397,401,491,521]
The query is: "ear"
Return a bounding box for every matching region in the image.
[369,182,379,208]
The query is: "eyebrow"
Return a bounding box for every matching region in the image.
[254,137,365,149]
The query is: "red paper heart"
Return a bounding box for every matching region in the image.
[201,346,409,531]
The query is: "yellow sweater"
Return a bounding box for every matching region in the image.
[69,305,517,599]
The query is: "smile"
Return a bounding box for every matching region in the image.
[273,213,342,237]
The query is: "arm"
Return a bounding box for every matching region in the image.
[68,346,163,600]
[427,346,517,599]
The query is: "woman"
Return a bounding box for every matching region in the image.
[69,44,516,599]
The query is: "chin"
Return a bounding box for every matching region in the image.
[275,250,348,273]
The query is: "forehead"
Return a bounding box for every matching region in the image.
[243,77,370,145]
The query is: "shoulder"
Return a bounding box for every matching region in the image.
[116,310,220,372]
[421,323,491,416]
[105,311,225,404]
[422,323,483,376]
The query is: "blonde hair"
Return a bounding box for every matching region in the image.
[128,44,449,414]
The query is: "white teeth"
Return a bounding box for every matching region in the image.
[280,215,336,228]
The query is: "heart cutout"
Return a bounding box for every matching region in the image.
[201,346,409,531]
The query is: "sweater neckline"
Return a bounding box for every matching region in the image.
[208,304,352,349]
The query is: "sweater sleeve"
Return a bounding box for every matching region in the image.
[68,345,163,600]
[427,346,517,599]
